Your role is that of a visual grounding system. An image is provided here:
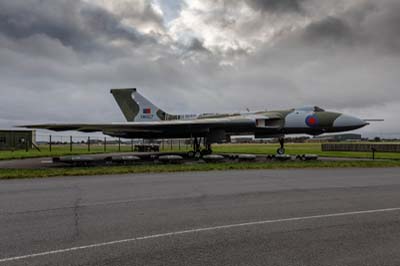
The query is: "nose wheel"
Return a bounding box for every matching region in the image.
[276,137,285,154]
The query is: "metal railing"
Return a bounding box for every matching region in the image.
[322,143,400,153]
[32,134,191,153]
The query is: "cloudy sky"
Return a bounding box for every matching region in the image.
[1,0,399,138]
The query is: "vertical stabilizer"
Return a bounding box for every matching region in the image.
[110,88,139,122]
[111,88,174,121]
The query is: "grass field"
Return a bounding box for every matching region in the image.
[212,143,400,160]
[1,160,400,180]
[165,143,400,160]
[1,143,400,161]
[0,142,399,179]
[0,145,140,161]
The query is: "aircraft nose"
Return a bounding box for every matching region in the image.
[333,114,368,129]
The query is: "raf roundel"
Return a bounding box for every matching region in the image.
[305,115,318,127]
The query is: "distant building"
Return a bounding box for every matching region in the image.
[308,133,362,142]
[231,136,254,143]
[0,129,36,151]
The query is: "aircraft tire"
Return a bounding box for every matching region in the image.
[276,148,285,155]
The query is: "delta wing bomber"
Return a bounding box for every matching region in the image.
[21,88,370,155]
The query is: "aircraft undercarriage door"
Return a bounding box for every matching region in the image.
[103,131,129,138]
[207,129,226,143]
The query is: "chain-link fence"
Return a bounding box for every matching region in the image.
[32,133,191,153]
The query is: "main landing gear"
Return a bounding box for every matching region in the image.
[188,137,213,157]
[276,137,285,155]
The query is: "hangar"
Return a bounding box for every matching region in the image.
[0,129,36,151]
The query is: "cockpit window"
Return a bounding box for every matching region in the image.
[314,106,325,112]
[296,106,325,112]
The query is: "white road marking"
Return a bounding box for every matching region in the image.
[1,207,400,263]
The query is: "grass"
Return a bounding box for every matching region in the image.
[1,142,399,180]
[161,143,400,160]
[1,143,400,161]
[212,143,400,160]
[0,145,140,161]
[1,160,400,180]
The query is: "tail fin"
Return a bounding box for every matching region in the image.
[110,88,139,121]
[111,88,174,121]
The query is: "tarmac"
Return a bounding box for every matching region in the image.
[1,168,400,265]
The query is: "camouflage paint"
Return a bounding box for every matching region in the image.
[110,89,139,122]
[22,91,369,143]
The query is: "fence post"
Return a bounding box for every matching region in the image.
[131,139,134,152]
[104,137,107,152]
[11,135,15,152]
[170,139,173,150]
[118,137,121,152]
[88,136,90,152]
[178,139,181,150]
[49,135,52,152]
[70,136,72,152]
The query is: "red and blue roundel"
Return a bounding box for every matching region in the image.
[305,115,318,127]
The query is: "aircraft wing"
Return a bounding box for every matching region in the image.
[19,116,257,132]
[19,115,284,140]
[19,123,112,132]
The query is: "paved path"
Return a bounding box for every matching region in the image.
[1,168,400,265]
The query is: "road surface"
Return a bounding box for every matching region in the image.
[1,168,400,265]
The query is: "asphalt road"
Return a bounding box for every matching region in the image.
[1,168,400,265]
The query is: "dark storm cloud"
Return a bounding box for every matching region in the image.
[302,17,353,44]
[0,1,84,49]
[0,0,399,137]
[245,0,305,13]
[80,5,144,44]
[215,0,305,13]
[359,0,400,53]
[0,0,153,52]
[186,38,209,52]
[297,0,400,53]
[135,2,165,27]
